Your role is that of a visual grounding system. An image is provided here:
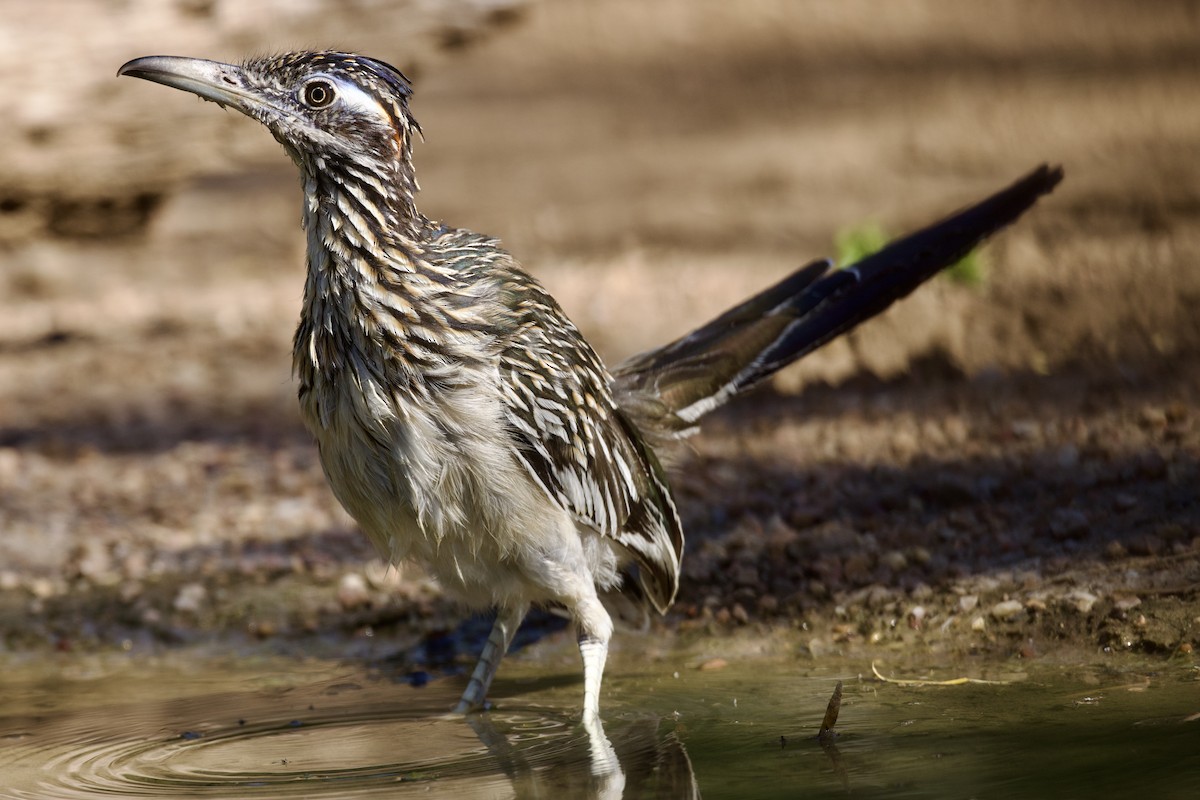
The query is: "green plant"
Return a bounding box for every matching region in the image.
[834,221,987,287]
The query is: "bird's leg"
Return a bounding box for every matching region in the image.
[455,603,528,713]
[579,635,608,722]
[575,595,614,723]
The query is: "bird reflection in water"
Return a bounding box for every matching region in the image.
[465,711,701,799]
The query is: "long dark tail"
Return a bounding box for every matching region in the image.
[613,164,1064,433]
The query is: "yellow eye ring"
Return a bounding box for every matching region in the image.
[303,80,335,108]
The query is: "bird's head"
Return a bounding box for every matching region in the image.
[119,51,422,178]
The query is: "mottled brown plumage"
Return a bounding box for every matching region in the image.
[119,50,1061,721]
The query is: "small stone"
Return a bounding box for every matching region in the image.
[1139,406,1167,429]
[1049,508,1089,540]
[698,658,728,671]
[757,594,779,614]
[843,553,872,584]
[1066,589,1099,614]
[714,607,732,625]
[731,564,759,588]
[731,603,750,625]
[0,571,19,591]
[1128,536,1162,557]
[337,572,371,610]
[122,551,149,581]
[881,551,907,572]
[866,585,895,608]
[173,582,207,614]
[1010,419,1040,440]
[908,606,926,629]
[943,416,969,445]
[249,620,276,638]
[959,594,979,613]
[1054,445,1080,468]
[891,428,919,460]
[990,600,1024,620]
[1113,493,1138,511]
[29,577,57,599]
[73,540,115,583]
[1105,541,1128,560]
[1113,595,1141,612]
[971,615,987,632]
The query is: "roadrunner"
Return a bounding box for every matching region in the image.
[119,51,1062,720]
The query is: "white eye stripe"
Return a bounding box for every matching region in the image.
[306,76,391,121]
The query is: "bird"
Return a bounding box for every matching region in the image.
[118,50,1062,721]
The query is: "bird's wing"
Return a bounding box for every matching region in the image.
[494,279,683,612]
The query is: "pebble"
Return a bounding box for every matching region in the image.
[337,572,371,610]
[1139,406,1167,429]
[959,594,979,613]
[73,540,115,583]
[1104,541,1128,560]
[731,564,759,588]
[1113,595,1141,612]
[173,583,208,613]
[1010,419,1040,440]
[943,415,969,445]
[970,615,987,632]
[1113,493,1138,511]
[1049,508,1089,540]
[756,594,779,614]
[908,606,926,629]
[1066,589,1099,613]
[122,551,149,581]
[698,658,728,671]
[990,600,1024,620]
[29,577,58,599]
[1054,444,1080,468]
[1128,536,1162,557]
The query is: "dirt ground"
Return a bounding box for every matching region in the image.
[1,1,1197,665]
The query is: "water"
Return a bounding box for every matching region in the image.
[1,644,1196,798]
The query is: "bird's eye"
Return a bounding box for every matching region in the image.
[302,80,336,109]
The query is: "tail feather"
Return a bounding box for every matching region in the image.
[613,164,1064,432]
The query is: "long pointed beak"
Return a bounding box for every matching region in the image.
[117,56,259,114]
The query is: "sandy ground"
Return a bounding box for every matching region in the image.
[0,1,1197,664]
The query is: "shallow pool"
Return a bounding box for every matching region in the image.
[1,639,1196,798]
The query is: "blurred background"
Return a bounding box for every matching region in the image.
[0,0,1197,648]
